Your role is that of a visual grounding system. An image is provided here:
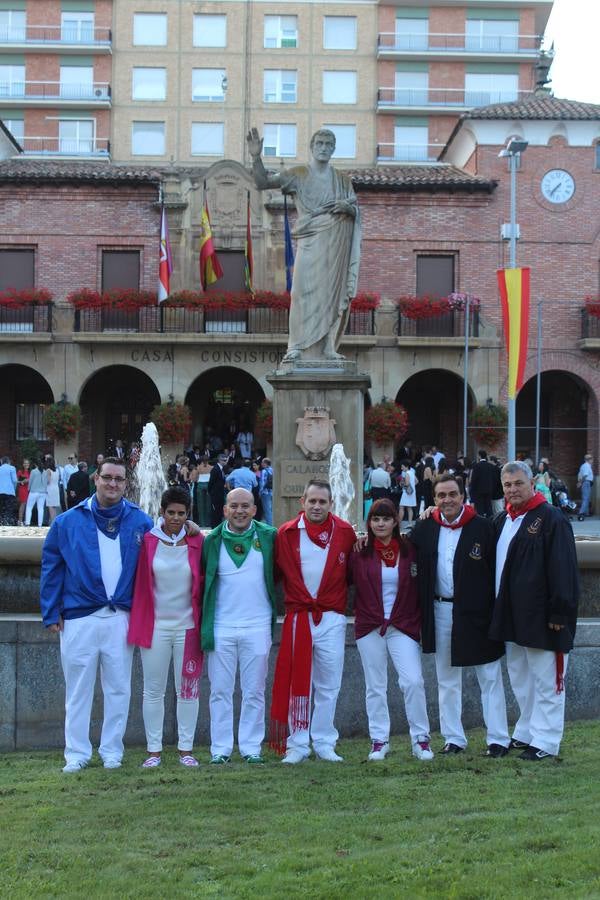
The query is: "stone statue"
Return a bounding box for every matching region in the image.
[247,127,361,362]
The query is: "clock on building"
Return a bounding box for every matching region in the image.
[540,169,575,204]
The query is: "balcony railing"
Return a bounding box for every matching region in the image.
[0,80,110,101]
[378,31,540,54]
[377,87,529,110]
[74,306,376,336]
[0,303,52,333]
[377,142,444,163]
[397,309,479,338]
[21,136,110,156]
[0,24,111,46]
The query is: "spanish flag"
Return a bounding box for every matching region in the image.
[199,194,223,291]
[497,267,531,399]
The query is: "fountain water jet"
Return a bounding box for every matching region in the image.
[134,422,167,521]
[329,443,355,523]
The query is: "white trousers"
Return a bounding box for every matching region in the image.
[25,491,46,526]
[140,626,200,752]
[207,625,272,757]
[357,627,430,745]
[60,609,133,765]
[506,642,568,755]
[434,600,509,748]
[287,611,346,756]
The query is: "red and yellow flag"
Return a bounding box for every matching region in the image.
[199,198,223,291]
[497,267,531,399]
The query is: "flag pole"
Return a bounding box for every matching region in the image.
[534,300,542,465]
[462,295,470,458]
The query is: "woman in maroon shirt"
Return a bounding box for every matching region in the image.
[349,498,433,762]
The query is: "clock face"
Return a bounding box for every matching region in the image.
[540,169,575,204]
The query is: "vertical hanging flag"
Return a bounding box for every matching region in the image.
[158,204,173,303]
[244,191,254,294]
[284,194,294,293]
[497,267,531,399]
[199,186,223,291]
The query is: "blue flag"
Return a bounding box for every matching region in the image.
[284,195,294,293]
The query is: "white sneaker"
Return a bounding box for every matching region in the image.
[62,760,88,773]
[315,747,344,763]
[281,749,308,765]
[412,740,434,761]
[103,759,122,769]
[368,740,390,761]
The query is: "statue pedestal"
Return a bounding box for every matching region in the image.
[267,363,371,527]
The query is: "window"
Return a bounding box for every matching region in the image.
[131,121,165,156]
[323,17,357,50]
[0,10,26,41]
[132,68,166,101]
[192,68,226,102]
[0,249,34,290]
[0,64,25,99]
[264,15,297,49]
[416,255,455,336]
[264,70,297,103]
[465,72,518,105]
[61,11,94,43]
[193,14,226,47]
[133,13,167,46]
[595,143,600,170]
[322,71,356,104]
[323,124,356,159]
[60,65,93,99]
[59,119,94,153]
[263,123,296,157]
[394,18,428,51]
[16,404,47,441]
[191,122,224,156]
[394,71,429,106]
[466,19,518,53]
[393,124,429,161]
[3,117,24,144]
[102,251,140,290]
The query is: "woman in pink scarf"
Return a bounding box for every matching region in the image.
[128,487,204,767]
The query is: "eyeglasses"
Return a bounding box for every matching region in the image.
[98,474,126,484]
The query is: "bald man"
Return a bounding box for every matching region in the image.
[201,489,278,764]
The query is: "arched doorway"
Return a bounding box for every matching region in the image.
[0,364,54,459]
[396,370,474,460]
[516,371,593,477]
[79,366,161,460]
[185,367,266,455]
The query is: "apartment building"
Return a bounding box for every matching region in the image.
[1,1,552,165]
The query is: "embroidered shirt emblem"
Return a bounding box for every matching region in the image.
[469,542,482,560]
[527,517,542,535]
[410,562,417,578]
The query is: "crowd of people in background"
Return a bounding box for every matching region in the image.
[363,444,593,525]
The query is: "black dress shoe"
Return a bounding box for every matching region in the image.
[518,745,554,761]
[509,738,529,750]
[485,743,509,758]
[440,742,464,754]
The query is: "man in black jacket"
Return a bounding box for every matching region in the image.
[411,473,509,757]
[469,450,497,517]
[66,461,90,508]
[491,461,579,760]
[208,453,228,527]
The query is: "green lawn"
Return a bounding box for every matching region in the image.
[2,721,600,899]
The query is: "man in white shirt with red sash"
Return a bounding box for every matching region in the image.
[270,479,356,763]
[491,461,579,760]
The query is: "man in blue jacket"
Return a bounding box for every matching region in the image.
[41,457,153,773]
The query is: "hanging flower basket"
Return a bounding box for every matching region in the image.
[254,400,273,443]
[67,288,158,310]
[43,402,82,441]
[365,401,409,446]
[350,292,380,312]
[396,293,480,319]
[150,402,192,444]
[470,404,508,449]
[584,295,600,318]
[0,288,53,308]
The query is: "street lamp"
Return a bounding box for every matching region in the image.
[498,137,528,461]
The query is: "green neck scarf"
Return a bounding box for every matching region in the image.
[221,522,260,568]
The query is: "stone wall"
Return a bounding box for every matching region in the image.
[1,617,599,753]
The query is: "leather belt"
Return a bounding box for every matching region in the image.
[435,596,454,602]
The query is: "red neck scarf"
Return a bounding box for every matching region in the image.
[506,491,546,521]
[432,504,477,530]
[374,537,400,567]
[303,513,334,548]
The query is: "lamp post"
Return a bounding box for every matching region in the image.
[498,137,528,461]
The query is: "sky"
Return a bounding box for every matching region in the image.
[545,0,600,103]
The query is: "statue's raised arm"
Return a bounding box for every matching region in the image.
[246,126,361,364]
[247,128,282,191]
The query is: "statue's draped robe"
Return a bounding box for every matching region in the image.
[281,166,361,355]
